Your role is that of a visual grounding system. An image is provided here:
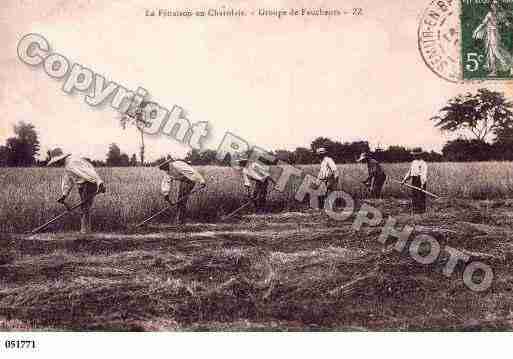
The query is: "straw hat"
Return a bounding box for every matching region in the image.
[158,156,174,170]
[316,147,327,155]
[46,148,70,166]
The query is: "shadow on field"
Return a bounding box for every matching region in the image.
[1,198,513,331]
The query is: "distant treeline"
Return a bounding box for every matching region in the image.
[178,136,513,165]
[2,123,513,168]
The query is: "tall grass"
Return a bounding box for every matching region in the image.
[1,162,513,232]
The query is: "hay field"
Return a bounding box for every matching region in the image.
[2,162,513,233]
[1,198,513,331]
[1,163,513,330]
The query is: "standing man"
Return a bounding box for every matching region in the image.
[159,156,206,225]
[316,147,339,210]
[46,148,106,234]
[238,156,272,214]
[357,152,387,198]
[402,150,428,214]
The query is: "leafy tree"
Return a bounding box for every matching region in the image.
[494,125,513,144]
[424,151,444,162]
[381,146,411,163]
[119,101,152,165]
[293,147,315,164]
[309,138,370,163]
[106,143,121,166]
[432,88,513,142]
[331,141,370,163]
[119,153,130,166]
[492,126,513,160]
[106,143,130,166]
[4,121,40,166]
[442,139,494,162]
[310,137,336,153]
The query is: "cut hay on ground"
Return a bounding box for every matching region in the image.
[1,198,513,330]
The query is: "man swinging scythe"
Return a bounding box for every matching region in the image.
[46,148,106,233]
[158,156,206,225]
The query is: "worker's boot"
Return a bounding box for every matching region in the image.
[175,212,185,226]
[80,212,91,234]
[86,213,92,233]
[175,201,187,225]
[318,196,326,211]
[80,214,88,234]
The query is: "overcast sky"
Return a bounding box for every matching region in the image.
[1,0,512,161]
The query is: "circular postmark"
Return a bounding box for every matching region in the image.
[418,0,461,82]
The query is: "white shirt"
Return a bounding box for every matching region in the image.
[404,160,428,185]
[242,161,270,186]
[318,156,339,181]
[161,160,205,196]
[62,156,103,196]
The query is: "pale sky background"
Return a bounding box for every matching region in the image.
[1,0,512,161]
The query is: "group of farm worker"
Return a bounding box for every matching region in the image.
[357,148,429,213]
[43,146,429,233]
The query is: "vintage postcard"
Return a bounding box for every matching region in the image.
[1,0,513,356]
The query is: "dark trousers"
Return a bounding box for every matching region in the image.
[253,178,270,214]
[370,174,386,198]
[319,176,337,210]
[411,176,426,213]
[78,182,97,233]
[176,179,195,224]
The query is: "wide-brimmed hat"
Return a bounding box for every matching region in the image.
[158,156,174,170]
[316,147,327,155]
[356,152,368,162]
[46,148,70,166]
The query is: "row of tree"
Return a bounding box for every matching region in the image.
[182,140,444,165]
[2,88,513,166]
[78,88,513,165]
[1,128,511,167]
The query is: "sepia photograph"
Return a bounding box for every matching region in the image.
[1,0,513,357]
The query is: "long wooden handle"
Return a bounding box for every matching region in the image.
[135,185,206,228]
[30,194,98,235]
[222,201,253,220]
[135,196,188,228]
[392,179,440,199]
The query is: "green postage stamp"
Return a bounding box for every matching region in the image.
[419,0,513,82]
[461,0,513,79]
